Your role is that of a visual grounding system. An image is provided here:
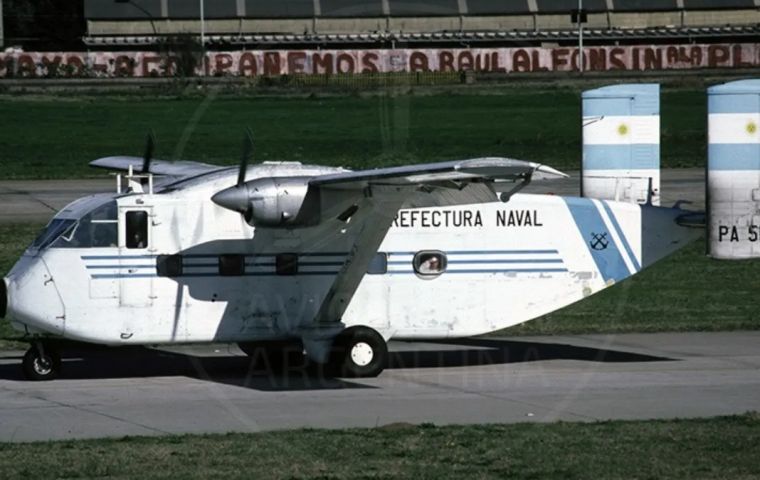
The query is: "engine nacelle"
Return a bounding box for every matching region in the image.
[242,177,311,227]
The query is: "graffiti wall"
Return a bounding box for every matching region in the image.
[1,43,758,78]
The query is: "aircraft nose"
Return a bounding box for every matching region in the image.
[0,278,7,319]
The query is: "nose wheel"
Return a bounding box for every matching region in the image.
[22,343,61,381]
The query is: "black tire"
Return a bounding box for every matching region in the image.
[330,326,388,378]
[22,345,61,381]
[238,340,305,371]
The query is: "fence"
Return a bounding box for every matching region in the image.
[1,44,759,79]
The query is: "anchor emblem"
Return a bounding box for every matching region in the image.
[590,232,609,251]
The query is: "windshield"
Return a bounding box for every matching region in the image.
[31,219,77,250]
[51,201,118,249]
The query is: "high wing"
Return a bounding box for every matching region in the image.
[90,156,223,178]
[213,156,567,327]
[308,157,567,210]
[310,157,566,188]
[212,156,567,217]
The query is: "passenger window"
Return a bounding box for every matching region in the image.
[157,254,183,277]
[413,251,447,277]
[275,253,298,275]
[367,252,387,274]
[126,211,148,249]
[219,254,245,276]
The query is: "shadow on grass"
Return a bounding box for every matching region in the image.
[0,338,673,390]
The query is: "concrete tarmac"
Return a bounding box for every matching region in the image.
[0,179,113,223]
[0,331,758,442]
[0,169,705,224]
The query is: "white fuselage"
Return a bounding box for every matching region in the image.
[3,168,699,346]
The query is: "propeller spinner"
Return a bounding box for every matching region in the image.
[212,130,313,227]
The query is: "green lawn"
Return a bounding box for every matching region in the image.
[507,237,760,335]
[0,223,43,349]
[1,414,758,479]
[0,87,706,179]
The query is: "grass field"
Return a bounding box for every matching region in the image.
[0,87,705,179]
[508,237,760,335]
[0,414,758,479]
[0,223,43,349]
[1,221,759,347]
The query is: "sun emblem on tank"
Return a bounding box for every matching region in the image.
[746,121,757,135]
[617,123,629,136]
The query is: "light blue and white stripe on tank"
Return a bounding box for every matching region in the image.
[708,79,760,259]
[582,83,660,205]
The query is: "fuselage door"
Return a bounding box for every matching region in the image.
[118,206,154,307]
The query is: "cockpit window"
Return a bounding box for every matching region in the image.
[51,201,118,249]
[32,219,77,250]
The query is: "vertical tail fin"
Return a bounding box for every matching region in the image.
[708,79,760,259]
[582,84,660,205]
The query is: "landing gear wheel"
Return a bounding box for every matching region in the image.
[238,340,305,371]
[22,344,61,381]
[331,326,388,378]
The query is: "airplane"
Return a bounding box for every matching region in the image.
[6,79,753,382]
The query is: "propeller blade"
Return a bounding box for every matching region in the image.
[238,128,254,187]
[141,130,155,174]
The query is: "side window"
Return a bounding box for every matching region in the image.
[89,201,118,248]
[90,222,118,248]
[157,254,183,277]
[276,253,298,276]
[126,211,148,249]
[219,254,245,276]
[413,251,447,278]
[367,252,387,274]
[33,219,76,250]
[50,202,119,249]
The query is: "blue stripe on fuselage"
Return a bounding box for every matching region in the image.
[600,200,641,272]
[563,197,631,283]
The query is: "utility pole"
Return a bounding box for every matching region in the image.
[577,0,583,73]
[200,0,205,76]
[571,0,587,73]
[0,0,4,50]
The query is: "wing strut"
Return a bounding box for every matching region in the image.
[314,193,406,325]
